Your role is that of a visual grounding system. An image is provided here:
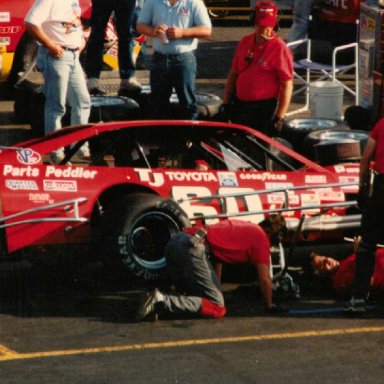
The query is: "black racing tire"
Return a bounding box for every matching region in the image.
[88,95,141,123]
[303,129,369,161]
[281,118,345,153]
[7,32,39,86]
[95,193,191,281]
[314,140,361,165]
[132,84,223,120]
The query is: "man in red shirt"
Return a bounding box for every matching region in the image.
[222,1,293,136]
[135,215,287,321]
[346,118,384,311]
[311,250,384,296]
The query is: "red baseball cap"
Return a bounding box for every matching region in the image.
[255,1,278,27]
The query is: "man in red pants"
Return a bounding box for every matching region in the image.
[135,215,287,321]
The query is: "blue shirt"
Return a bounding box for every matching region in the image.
[138,0,211,54]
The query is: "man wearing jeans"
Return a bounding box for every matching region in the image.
[25,0,91,161]
[136,0,211,120]
[84,0,141,96]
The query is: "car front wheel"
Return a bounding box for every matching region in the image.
[95,193,191,281]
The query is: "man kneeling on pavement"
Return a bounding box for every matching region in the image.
[136,215,288,321]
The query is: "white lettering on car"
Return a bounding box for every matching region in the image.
[327,0,348,10]
[3,165,39,177]
[165,171,217,183]
[134,168,164,187]
[239,172,287,181]
[43,180,77,192]
[45,166,97,179]
[171,186,264,225]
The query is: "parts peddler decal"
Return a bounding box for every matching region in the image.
[3,165,98,179]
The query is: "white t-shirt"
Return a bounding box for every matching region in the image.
[25,0,83,48]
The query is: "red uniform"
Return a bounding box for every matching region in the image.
[231,33,293,102]
[206,220,270,267]
[370,119,384,174]
[332,249,384,295]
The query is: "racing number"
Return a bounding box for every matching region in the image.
[171,186,264,224]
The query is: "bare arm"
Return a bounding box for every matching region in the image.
[223,68,238,104]
[359,137,376,187]
[276,79,293,118]
[25,22,64,58]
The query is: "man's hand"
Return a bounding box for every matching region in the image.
[166,26,183,40]
[271,115,284,136]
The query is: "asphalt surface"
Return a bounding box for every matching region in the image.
[0,13,379,384]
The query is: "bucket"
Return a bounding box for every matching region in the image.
[309,81,344,120]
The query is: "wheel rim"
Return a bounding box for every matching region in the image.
[125,211,181,270]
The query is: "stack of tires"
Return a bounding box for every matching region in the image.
[134,84,223,120]
[14,80,141,138]
[281,117,370,165]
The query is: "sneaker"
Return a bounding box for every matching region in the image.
[343,297,367,313]
[119,77,142,92]
[135,288,163,322]
[87,78,106,96]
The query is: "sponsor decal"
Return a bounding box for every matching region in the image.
[0,37,10,45]
[305,175,327,183]
[217,172,238,187]
[301,193,320,214]
[45,166,97,179]
[29,193,53,204]
[43,180,77,192]
[3,164,39,177]
[3,165,98,179]
[239,172,287,181]
[265,182,293,190]
[267,193,299,205]
[317,189,345,202]
[5,179,38,191]
[16,148,41,165]
[0,13,10,23]
[165,171,217,183]
[0,26,21,34]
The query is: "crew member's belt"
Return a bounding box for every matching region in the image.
[61,46,80,52]
[154,51,193,59]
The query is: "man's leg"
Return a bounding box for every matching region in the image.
[67,53,91,126]
[149,54,173,119]
[40,49,71,135]
[84,0,111,93]
[114,0,136,78]
[172,52,198,120]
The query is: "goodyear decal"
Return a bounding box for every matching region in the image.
[240,172,287,181]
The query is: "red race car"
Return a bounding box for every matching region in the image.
[0,120,361,280]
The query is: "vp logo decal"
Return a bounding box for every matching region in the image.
[17,149,41,165]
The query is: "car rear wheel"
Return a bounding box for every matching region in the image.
[95,193,191,281]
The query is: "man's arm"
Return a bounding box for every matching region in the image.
[223,68,238,104]
[276,79,293,119]
[166,25,211,39]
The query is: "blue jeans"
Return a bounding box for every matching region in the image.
[287,0,314,42]
[150,51,198,120]
[85,0,136,79]
[37,47,91,135]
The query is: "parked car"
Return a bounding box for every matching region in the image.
[0,120,360,280]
